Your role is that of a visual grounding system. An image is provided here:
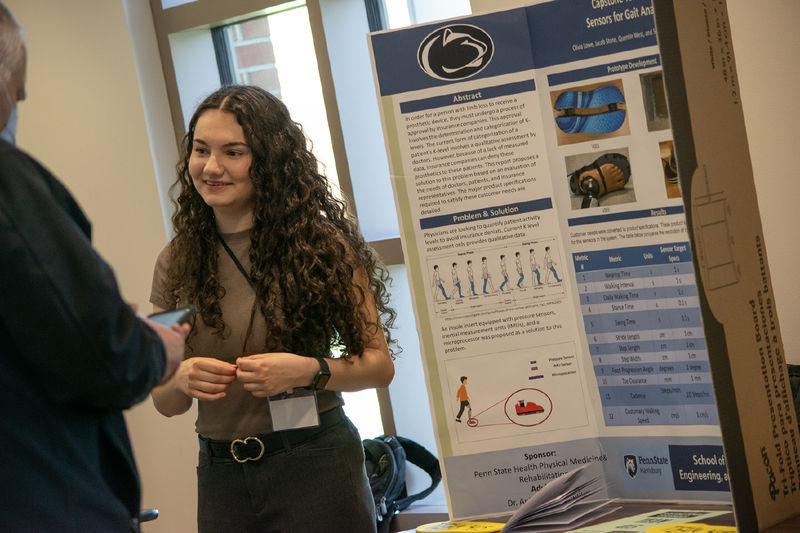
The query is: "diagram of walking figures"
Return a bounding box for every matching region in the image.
[429,238,566,315]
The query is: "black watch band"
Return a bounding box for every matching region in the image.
[311,357,331,391]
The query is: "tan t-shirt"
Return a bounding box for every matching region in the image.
[150,229,343,440]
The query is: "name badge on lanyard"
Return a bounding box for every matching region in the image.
[268,388,320,431]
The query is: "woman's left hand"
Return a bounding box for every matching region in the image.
[236,352,317,397]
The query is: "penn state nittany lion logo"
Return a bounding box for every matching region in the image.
[624,454,638,479]
[417,24,494,81]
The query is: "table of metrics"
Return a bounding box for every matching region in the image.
[572,242,719,426]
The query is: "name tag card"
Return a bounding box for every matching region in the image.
[268,388,320,431]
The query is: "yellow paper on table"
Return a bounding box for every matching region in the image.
[416,521,505,532]
[645,524,736,533]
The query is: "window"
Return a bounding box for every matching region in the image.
[319,0,469,244]
[161,0,195,8]
[223,19,280,91]
[168,2,340,195]
[384,0,413,28]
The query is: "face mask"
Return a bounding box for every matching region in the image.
[1,104,18,145]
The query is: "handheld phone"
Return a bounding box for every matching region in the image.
[147,305,196,327]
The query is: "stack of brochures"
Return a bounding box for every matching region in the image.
[499,463,618,532]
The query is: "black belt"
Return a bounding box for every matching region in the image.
[199,406,346,463]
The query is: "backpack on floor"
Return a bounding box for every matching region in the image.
[363,435,442,533]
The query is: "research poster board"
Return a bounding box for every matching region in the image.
[369,0,736,520]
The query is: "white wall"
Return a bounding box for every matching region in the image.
[6,1,197,531]
[9,0,166,281]
[469,0,800,364]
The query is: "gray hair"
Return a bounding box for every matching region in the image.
[0,2,25,84]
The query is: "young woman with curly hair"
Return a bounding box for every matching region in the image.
[150,85,396,532]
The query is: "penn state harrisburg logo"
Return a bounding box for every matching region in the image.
[417,24,494,81]
[624,454,638,479]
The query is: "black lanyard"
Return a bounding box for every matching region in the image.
[217,233,255,291]
[217,233,260,355]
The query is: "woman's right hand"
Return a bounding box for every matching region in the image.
[174,357,237,401]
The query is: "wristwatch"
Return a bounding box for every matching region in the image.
[311,357,331,391]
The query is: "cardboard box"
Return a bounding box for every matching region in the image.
[654,1,800,529]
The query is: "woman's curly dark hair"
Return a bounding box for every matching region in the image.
[166,85,396,359]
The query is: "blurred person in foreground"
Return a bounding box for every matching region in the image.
[0,3,187,531]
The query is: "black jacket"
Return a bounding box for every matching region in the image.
[0,140,166,532]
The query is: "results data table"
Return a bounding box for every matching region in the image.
[572,242,719,426]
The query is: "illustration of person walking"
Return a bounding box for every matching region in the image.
[456,376,471,423]
[481,257,494,293]
[530,248,543,285]
[433,265,450,300]
[467,260,477,296]
[451,262,463,298]
[499,254,509,291]
[515,251,524,288]
[544,246,562,283]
